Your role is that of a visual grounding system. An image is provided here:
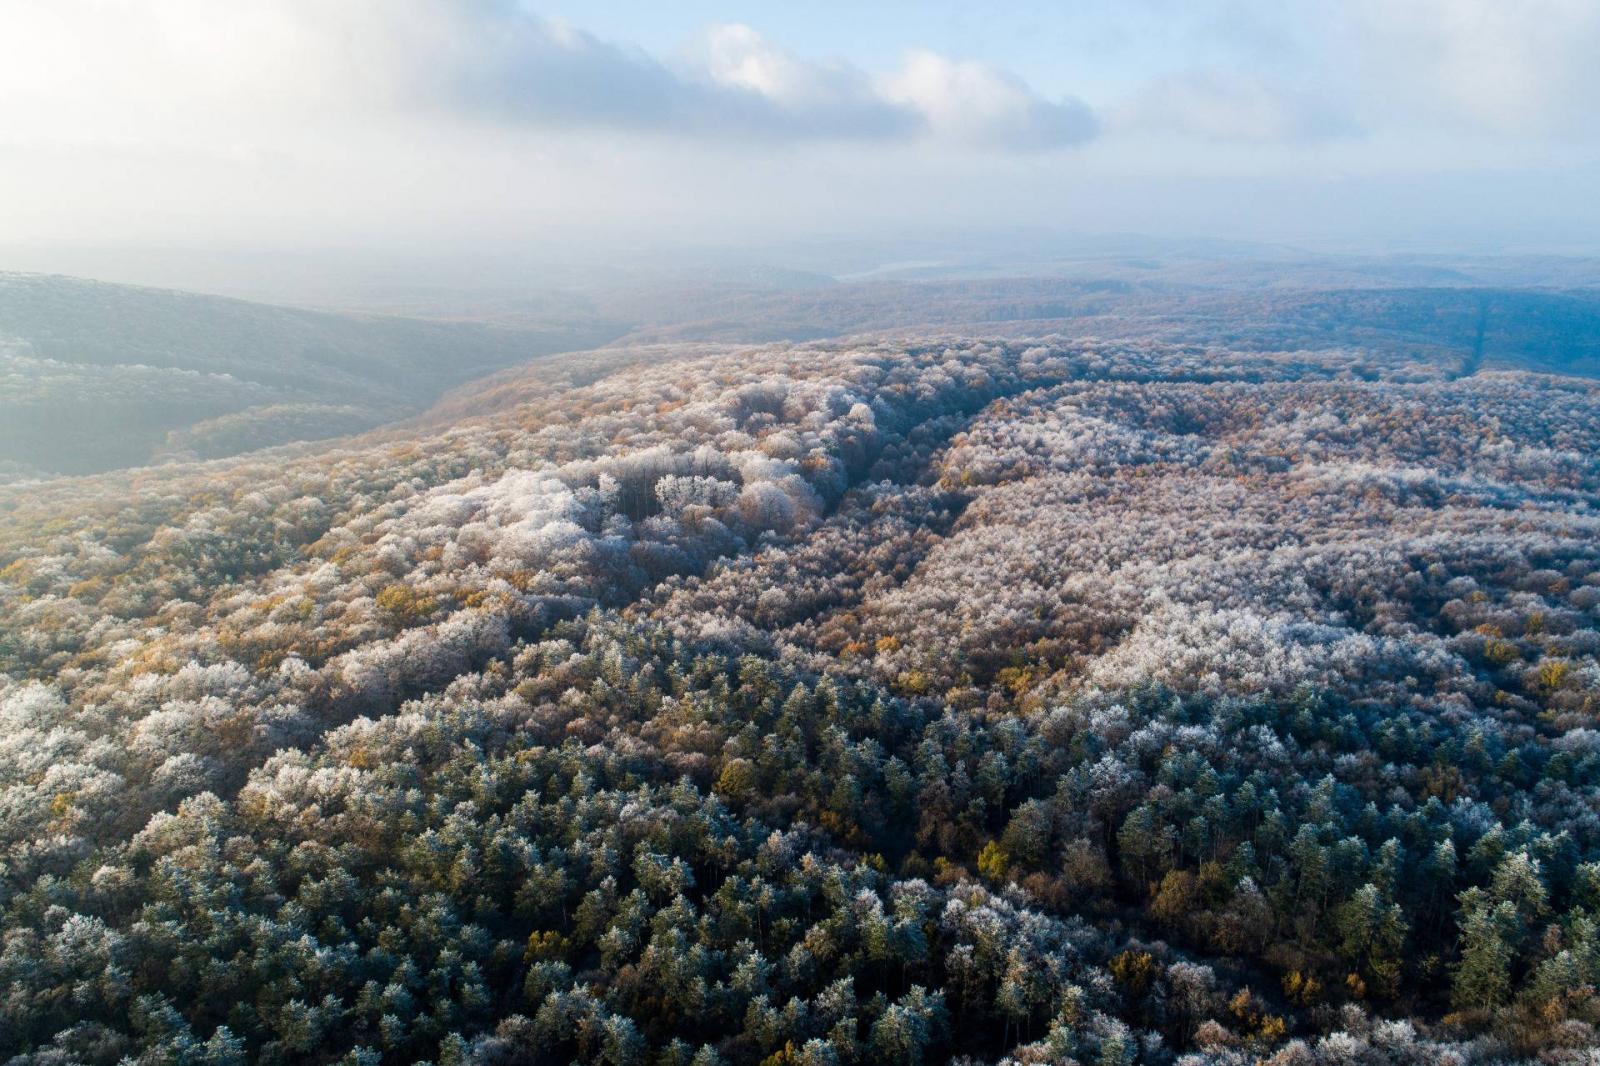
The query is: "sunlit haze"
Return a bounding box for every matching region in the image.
[5,0,1600,293]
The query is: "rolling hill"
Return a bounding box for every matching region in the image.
[2,320,1598,1063]
[0,273,621,477]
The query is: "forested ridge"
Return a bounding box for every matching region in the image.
[8,268,1599,481]
[3,335,1600,1064]
[0,273,617,477]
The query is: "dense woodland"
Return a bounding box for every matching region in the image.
[8,269,1600,479]
[2,330,1600,1064]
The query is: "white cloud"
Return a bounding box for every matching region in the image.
[1341,0,1600,137]
[1094,0,1600,145]
[0,1,1091,152]
[696,23,911,139]
[0,0,1596,257]
[879,50,1098,151]
[426,14,1095,150]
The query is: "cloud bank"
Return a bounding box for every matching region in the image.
[410,9,1099,150]
[7,0,1597,157]
[0,0,1093,153]
[1,0,1599,256]
[1345,0,1600,137]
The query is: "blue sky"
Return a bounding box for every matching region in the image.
[525,2,1270,98]
[526,3,1131,92]
[1,0,1598,264]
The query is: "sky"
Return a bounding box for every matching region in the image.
[3,0,1600,286]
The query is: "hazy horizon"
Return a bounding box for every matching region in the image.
[5,0,1600,292]
[8,225,1600,312]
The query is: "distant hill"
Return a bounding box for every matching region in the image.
[608,279,1600,378]
[1127,287,1600,377]
[8,269,1600,481]
[0,273,621,476]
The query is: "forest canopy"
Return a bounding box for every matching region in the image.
[2,332,1599,1064]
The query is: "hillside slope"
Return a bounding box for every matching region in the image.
[0,273,620,476]
[9,269,1599,482]
[2,336,1598,1063]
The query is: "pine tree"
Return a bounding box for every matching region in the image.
[1452,889,1518,1013]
